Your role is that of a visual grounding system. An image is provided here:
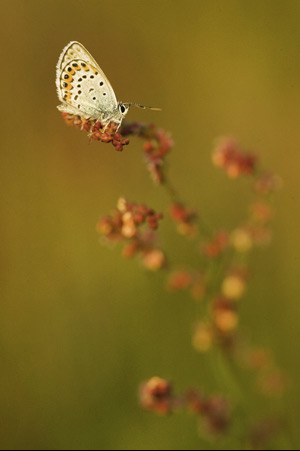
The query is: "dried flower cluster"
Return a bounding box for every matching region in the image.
[92,118,285,447]
[167,269,205,300]
[248,418,284,450]
[212,137,257,178]
[139,377,230,437]
[202,230,229,257]
[185,139,282,363]
[242,346,287,397]
[61,113,173,181]
[61,113,130,151]
[169,202,198,237]
[187,390,230,436]
[97,197,165,270]
[139,377,174,415]
[121,122,173,184]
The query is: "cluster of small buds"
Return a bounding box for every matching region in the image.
[192,300,239,354]
[245,348,273,370]
[250,201,273,224]
[192,321,214,352]
[139,377,174,415]
[254,172,283,195]
[192,324,237,355]
[231,223,272,251]
[203,220,272,258]
[221,268,248,301]
[212,297,239,334]
[97,198,165,270]
[186,391,230,436]
[250,226,272,247]
[167,269,192,290]
[243,347,287,397]
[201,230,229,258]
[61,113,130,151]
[230,200,274,254]
[94,124,284,443]
[121,122,173,184]
[257,369,287,397]
[248,418,283,450]
[212,137,257,178]
[141,248,166,271]
[169,202,198,236]
[230,226,254,253]
[167,269,206,300]
[140,380,231,436]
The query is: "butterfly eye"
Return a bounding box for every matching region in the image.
[119,104,127,114]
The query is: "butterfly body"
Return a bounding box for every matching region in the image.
[56,41,159,130]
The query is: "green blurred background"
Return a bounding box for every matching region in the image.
[1,0,300,449]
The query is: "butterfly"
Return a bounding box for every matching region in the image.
[56,41,161,130]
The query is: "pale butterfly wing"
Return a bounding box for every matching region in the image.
[57,41,102,73]
[56,41,118,118]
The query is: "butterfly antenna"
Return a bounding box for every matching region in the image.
[125,102,162,111]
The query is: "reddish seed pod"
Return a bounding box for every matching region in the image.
[100,133,113,143]
[92,131,102,140]
[146,215,156,224]
[122,242,139,258]
[133,212,145,224]
[126,202,134,212]
[148,222,158,230]
[143,141,154,152]
[138,205,149,215]
[112,213,123,229]
[114,143,124,152]
[83,123,91,132]
[139,377,173,415]
[168,270,193,291]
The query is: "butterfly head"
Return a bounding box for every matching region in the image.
[118,102,130,117]
[113,102,160,130]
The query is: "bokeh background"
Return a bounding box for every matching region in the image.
[1,0,300,449]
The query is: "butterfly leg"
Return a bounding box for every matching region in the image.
[103,121,111,132]
[102,118,122,133]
